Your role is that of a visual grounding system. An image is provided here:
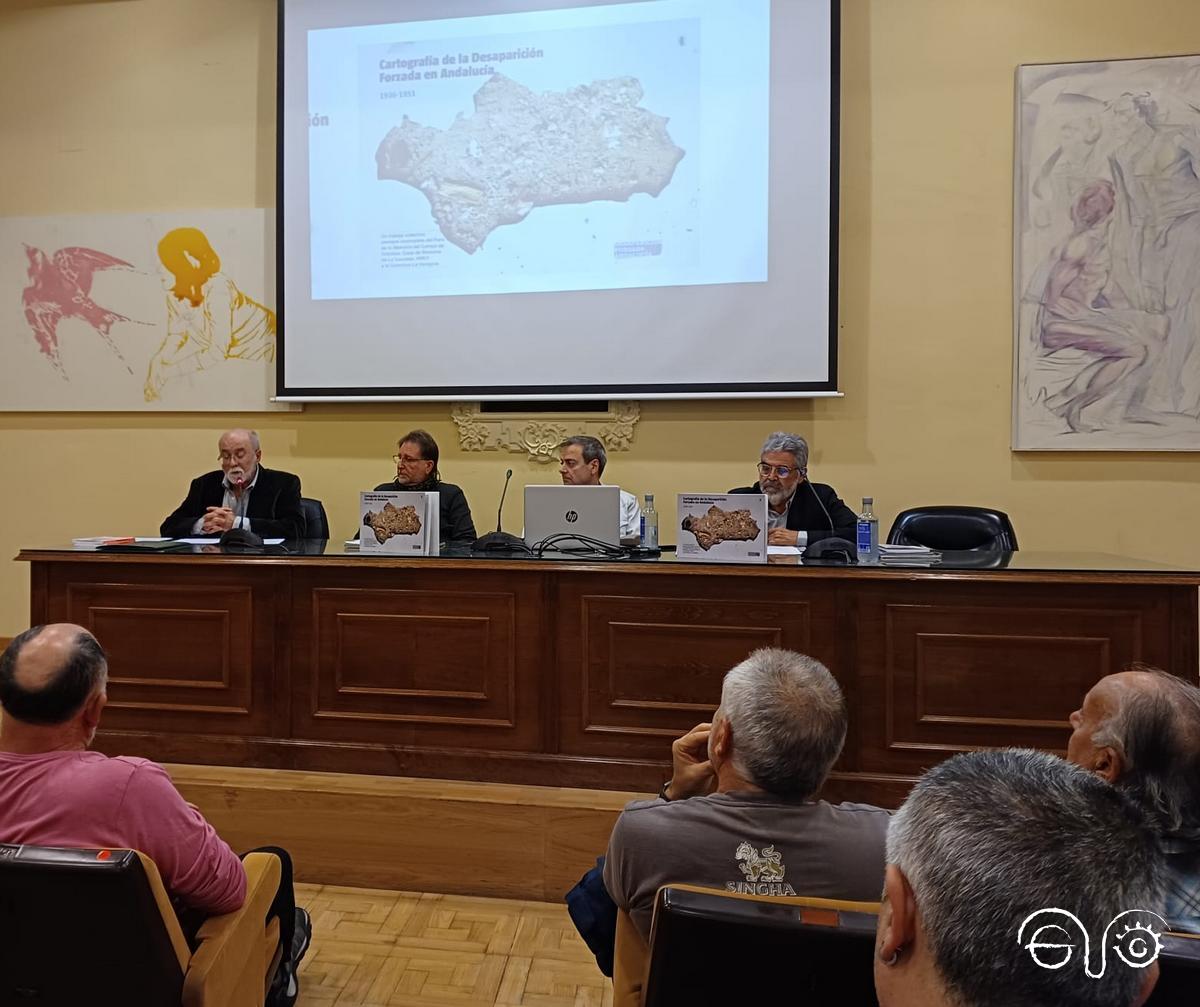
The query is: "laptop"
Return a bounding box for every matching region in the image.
[524,485,621,549]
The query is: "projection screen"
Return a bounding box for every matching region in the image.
[278,0,840,400]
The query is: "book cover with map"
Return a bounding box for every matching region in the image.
[677,493,767,564]
[359,491,440,555]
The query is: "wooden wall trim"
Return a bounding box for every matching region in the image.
[166,763,640,901]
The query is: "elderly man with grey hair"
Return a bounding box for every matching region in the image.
[1068,667,1200,933]
[876,749,1164,1007]
[160,428,305,539]
[601,648,889,942]
[729,431,857,547]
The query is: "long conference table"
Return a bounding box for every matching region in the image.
[17,543,1200,807]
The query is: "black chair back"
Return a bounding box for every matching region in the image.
[1146,932,1200,1005]
[887,506,1018,551]
[0,844,185,1005]
[300,496,329,539]
[641,886,879,1006]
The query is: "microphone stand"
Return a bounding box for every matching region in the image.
[219,474,265,552]
[472,468,528,553]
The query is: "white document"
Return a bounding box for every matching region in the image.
[175,537,284,545]
[767,545,803,556]
[358,490,440,555]
[677,493,768,564]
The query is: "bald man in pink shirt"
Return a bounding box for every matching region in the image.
[0,625,309,1006]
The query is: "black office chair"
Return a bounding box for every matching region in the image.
[1147,931,1200,1005]
[887,506,1018,552]
[0,844,282,1006]
[637,885,879,1006]
[299,497,329,539]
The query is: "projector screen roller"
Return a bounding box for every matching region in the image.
[279,0,839,399]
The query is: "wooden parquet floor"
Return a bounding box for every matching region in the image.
[294,882,613,1007]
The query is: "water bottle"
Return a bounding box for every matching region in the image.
[856,497,879,565]
[641,493,659,549]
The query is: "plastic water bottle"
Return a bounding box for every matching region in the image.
[641,494,659,549]
[856,497,879,565]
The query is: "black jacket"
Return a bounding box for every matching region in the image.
[161,467,305,539]
[728,481,858,542]
[373,479,477,544]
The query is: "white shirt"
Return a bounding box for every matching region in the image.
[619,489,642,541]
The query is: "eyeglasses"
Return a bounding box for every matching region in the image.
[758,462,796,478]
[218,451,253,464]
[393,453,427,465]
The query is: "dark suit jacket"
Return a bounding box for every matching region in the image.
[161,467,305,539]
[373,480,477,544]
[729,481,858,542]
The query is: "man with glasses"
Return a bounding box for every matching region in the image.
[730,431,856,547]
[161,428,305,539]
[558,435,642,544]
[374,429,476,544]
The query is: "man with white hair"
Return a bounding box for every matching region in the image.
[729,431,857,547]
[602,648,889,941]
[1067,667,1200,933]
[876,749,1163,1007]
[161,428,305,539]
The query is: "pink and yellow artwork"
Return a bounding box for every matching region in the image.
[2,208,284,411]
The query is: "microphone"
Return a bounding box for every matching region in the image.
[806,473,836,535]
[799,472,858,563]
[496,468,513,533]
[233,475,247,526]
[219,472,264,551]
[472,468,527,553]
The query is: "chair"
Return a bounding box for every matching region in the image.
[299,496,329,539]
[1147,931,1200,1005]
[0,844,282,1007]
[615,885,880,1007]
[887,506,1018,551]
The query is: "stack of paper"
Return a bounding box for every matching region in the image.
[879,544,942,567]
[72,536,136,550]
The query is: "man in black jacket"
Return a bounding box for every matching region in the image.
[160,429,305,540]
[729,431,856,546]
[374,429,476,544]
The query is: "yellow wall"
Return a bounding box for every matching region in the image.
[2,0,1199,636]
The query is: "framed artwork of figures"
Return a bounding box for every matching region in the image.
[1013,54,1200,450]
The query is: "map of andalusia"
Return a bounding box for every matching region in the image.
[375,74,686,253]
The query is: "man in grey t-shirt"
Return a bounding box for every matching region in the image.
[602,648,889,940]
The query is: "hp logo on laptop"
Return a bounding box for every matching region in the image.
[565,510,579,523]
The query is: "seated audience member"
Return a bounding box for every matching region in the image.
[876,749,1164,1007]
[729,431,856,546]
[1068,667,1200,933]
[0,626,311,1006]
[161,428,305,539]
[603,648,889,941]
[375,429,476,544]
[558,435,642,543]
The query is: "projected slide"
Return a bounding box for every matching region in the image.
[306,0,769,300]
[375,75,685,255]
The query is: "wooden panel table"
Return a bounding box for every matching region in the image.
[17,546,1200,807]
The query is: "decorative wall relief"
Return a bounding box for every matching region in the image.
[451,401,640,462]
[1013,55,1200,449]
